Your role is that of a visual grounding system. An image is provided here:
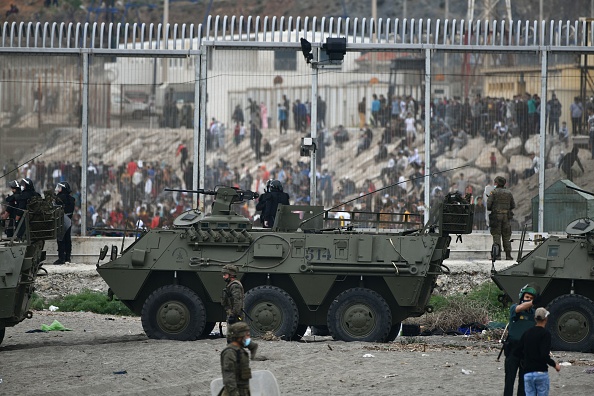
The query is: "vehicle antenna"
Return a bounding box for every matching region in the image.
[299,164,469,227]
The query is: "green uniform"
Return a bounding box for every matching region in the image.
[487,186,515,255]
[504,303,535,396]
[223,279,244,323]
[220,344,252,396]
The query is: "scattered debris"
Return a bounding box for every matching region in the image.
[461,369,474,375]
[362,354,375,358]
[49,305,59,312]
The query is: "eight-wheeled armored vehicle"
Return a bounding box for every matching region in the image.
[492,185,594,352]
[0,195,63,346]
[97,186,473,342]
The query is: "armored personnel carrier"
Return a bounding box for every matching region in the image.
[492,186,594,352]
[0,195,64,346]
[97,186,473,342]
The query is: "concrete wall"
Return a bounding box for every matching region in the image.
[51,232,543,265]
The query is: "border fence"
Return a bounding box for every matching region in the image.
[2,16,594,236]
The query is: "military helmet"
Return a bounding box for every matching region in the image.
[269,179,283,192]
[9,180,20,189]
[519,283,539,300]
[221,264,239,276]
[227,322,250,338]
[56,181,71,194]
[494,176,506,187]
[21,178,35,191]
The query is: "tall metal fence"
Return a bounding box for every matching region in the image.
[2,17,594,236]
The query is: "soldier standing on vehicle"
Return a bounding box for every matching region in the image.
[222,264,258,359]
[4,180,21,237]
[220,322,252,396]
[503,284,537,396]
[487,176,515,260]
[54,181,75,264]
[255,180,290,228]
[15,178,40,240]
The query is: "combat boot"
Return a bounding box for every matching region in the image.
[505,252,513,260]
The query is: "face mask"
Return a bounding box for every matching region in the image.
[224,277,231,283]
[243,337,251,347]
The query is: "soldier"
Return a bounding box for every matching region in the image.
[487,176,515,260]
[54,181,75,264]
[220,322,252,396]
[504,284,537,396]
[221,264,258,359]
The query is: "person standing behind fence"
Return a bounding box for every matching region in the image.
[487,176,515,261]
[546,94,562,135]
[358,97,366,129]
[570,96,583,136]
[54,181,75,264]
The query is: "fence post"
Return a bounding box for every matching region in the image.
[81,51,89,236]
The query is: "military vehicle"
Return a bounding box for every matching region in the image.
[0,195,64,346]
[492,185,594,352]
[96,186,473,342]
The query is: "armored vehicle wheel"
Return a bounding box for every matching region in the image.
[385,323,403,342]
[327,288,392,342]
[244,286,299,341]
[291,325,308,341]
[0,327,5,345]
[141,285,206,341]
[547,294,594,352]
[201,322,216,337]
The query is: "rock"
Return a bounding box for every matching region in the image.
[502,137,523,158]
[456,137,484,162]
[508,155,533,174]
[475,146,508,172]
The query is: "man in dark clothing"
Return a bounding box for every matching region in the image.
[503,285,537,396]
[256,180,290,228]
[15,178,41,240]
[54,181,75,264]
[516,307,561,396]
[558,146,584,182]
[4,179,21,237]
[487,176,515,260]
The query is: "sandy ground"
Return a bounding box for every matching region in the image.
[1,311,593,396]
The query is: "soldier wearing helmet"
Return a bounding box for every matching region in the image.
[3,180,21,237]
[220,322,252,396]
[54,181,76,264]
[255,179,290,228]
[15,177,41,240]
[487,176,515,260]
[503,284,538,396]
[221,264,258,359]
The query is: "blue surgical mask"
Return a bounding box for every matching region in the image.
[243,337,251,347]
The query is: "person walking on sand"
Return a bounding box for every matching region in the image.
[220,322,252,396]
[221,264,258,359]
[515,307,561,396]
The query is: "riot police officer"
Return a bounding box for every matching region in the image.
[54,181,75,264]
[255,179,290,228]
[4,180,21,237]
[221,264,258,359]
[15,178,40,240]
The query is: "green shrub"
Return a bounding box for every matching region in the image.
[33,290,135,316]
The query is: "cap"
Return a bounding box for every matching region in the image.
[535,307,550,321]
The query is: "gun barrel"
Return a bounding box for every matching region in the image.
[164,188,216,195]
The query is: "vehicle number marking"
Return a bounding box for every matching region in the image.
[305,248,332,261]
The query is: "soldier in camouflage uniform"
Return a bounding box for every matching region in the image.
[487,176,515,260]
[222,264,258,359]
[220,322,252,396]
